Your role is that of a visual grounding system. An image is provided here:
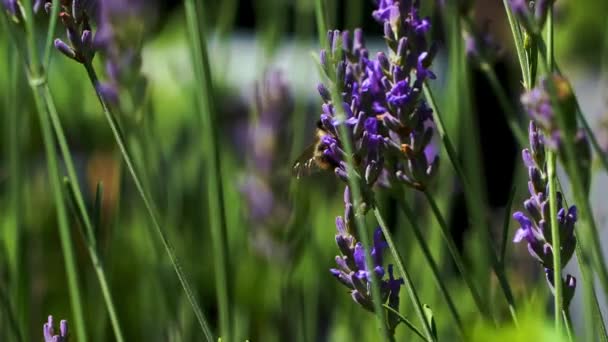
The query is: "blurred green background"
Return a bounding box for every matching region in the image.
[1,0,607,341]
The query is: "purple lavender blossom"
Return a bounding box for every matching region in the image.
[43,315,68,342]
[513,121,577,305]
[330,187,403,327]
[44,0,96,64]
[315,0,439,193]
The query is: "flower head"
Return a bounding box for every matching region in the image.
[513,121,577,304]
[315,0,439,194]
[43,316,68,342]
[330,188,403,317]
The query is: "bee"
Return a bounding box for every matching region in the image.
[292,120,339,179]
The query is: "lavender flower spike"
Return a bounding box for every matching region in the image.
[43,315,68,342]
[513,121,577,306]
[331,191,403,325]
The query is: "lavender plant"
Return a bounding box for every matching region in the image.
[512,121,577,308]
[330,186,404,335]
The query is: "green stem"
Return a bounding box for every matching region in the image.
[393,191,465,337]
[576,244,608,341]
[30,80,88,341]
[18,0,88,338]
[422,83,491,319]
[373,207,437,341]
[501,0,531,88]
[61,178,124,342]
[546,151,563,335]
[314,0,329,50]
[382,304,429,342]
[546,6,565,336]
[42,0,60,70]
[562,310,574,342]
[423,190,488,318]
[82,61,214,341]
[184,1,231,339]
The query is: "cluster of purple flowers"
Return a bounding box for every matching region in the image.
[316,0,439,195]
[330,187,403,331]
[512,121,577,307]
[44,0,97,64]
[319,0,438,318]
[43,316,68,342]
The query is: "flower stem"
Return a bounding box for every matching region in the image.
[16,0,88,338]
[42,84,125,342]
[391,190,465,337]
[546,150,563,335]
[373,207,437,341]
[382,304,429,342]
[30,80,88,341]
[82,61,214,341]
[422,189,489,319]
[501,0,531,88]
[184,1,232,340]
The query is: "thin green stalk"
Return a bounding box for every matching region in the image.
[382,304,429,342]
[501,0,531,88]
[42,0,60,69]
[494,186,519,326]
[16,0,88,338]
[61,178,124,342]
[5,41,28,341]
[373,207,436,341]
[393,191,465,337]
[562,310,573,342]
[422,83,490,318]
[546,151,563,335]
[314,0,328,49]
[479,63,527,148]
[423,190,488,318]
[545,7,564,335]
[30,81,88,340]
[184,1,231,340]
[81,61,214,341]
[576,244,608,341]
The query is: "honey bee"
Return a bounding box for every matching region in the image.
[292,120,338,179]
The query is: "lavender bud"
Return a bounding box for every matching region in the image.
[317,83,332,103]
[342,30,352,53]
[377,52,390,72]
[353,28,364,51]
[54,39,78,60]
[396,37,408,61]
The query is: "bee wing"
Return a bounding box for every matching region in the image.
[292,143,321,179]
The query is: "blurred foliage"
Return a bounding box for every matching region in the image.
[0,0,606,341]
